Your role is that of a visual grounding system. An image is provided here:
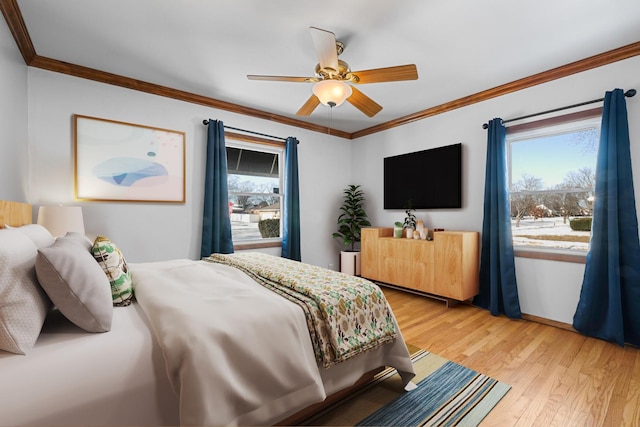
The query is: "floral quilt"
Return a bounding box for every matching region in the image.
[204,252,397,367]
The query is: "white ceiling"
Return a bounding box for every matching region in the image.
[15,0,640,134]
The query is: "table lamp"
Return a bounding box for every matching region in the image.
[37,205,85,237]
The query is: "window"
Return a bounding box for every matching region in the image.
[507,111,600,253]
[226,140,284,243]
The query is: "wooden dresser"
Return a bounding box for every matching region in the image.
[361,227,479,302]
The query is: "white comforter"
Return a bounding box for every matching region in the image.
[131,259,414,426]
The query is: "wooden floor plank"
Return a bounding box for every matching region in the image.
[382,287,640,426]
[513,363,566,426]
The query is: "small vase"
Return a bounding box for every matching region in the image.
[420,228,428,240]
[406,228,413,238]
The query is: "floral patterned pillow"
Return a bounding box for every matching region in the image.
[91,236,133,306]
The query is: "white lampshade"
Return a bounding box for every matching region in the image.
[37,205,85,237]
[312,80,352,107]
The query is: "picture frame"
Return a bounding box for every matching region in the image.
[74,115,186,203]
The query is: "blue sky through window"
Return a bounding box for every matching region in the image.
[511,131,598,188]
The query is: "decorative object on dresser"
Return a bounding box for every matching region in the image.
[361,227,479,306]
[332,184,371,275]
[393,221,404,238]
[418,221,429,240]
[402,205,417,238]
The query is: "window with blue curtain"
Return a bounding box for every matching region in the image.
[202,123,301,260]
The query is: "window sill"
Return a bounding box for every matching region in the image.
[233,239,282,251]
[514,247,586,264]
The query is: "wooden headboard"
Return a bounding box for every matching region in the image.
[0,200,33,228]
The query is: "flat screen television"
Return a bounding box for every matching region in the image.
[384,143,462,209]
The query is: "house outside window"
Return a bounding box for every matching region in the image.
[507,112,600,253]
[226,140,284,243]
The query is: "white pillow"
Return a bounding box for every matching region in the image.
[62,231,93,251]
[6,224,54,249]
[36,236,113,333]
[0,229,52,354]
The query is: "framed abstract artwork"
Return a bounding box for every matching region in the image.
[74,115,186,203]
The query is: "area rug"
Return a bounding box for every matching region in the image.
[305,347,510,426]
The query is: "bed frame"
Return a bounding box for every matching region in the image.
[0,200,32,228]
[277,366,382,425]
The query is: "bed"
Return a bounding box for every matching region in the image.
[0,200,415,426]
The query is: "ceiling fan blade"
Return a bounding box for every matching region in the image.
[309,27,339,75]
[296,94,321,116]
[247,75,312,83]
[347,86,383,117]
[351,64,418,84]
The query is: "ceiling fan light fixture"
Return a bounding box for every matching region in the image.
[312,80,352,107]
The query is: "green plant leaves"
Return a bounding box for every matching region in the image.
[333,184,371,251]
[403,207,417,229]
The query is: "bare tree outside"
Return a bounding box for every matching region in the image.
[228,175,254,211]
[510,174,543,227]
[570,128,600,154]
[535,167,595,223]
[228,176,279,210]
[254,182,279,207]
[561,167,595,216]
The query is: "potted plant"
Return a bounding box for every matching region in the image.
[332,184,371,275]
[403,206,417,238]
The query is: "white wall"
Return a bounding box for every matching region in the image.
[26,69,352,269]
[352,55,640,324]
[0,17,29,202]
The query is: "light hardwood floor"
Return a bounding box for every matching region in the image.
[382,287,640,426]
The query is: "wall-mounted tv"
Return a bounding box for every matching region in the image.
[384,143,462,209]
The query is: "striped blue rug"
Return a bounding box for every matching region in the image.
[356,357,510,426]
[306,349,510,426]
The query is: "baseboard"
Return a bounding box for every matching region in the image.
[521,313,576,332]
[380,282,577,332]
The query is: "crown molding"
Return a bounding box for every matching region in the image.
[352,41,640,139]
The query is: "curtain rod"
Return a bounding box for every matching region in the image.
[482,88,636,129]
[202,119,288,142]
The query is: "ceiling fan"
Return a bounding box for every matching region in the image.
[247,27,418,117]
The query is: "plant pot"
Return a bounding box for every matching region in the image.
[406,228,414,238]
[393,226,403,238]
[340,251,361,276]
